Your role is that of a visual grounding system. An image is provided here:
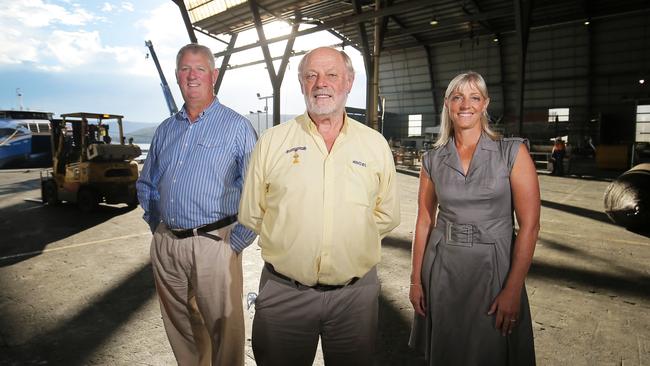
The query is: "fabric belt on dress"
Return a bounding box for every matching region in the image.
[169,215,237,240]
[440,215,513,247]
[265,263,359,292]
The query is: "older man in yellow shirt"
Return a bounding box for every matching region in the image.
[239,46,400,366]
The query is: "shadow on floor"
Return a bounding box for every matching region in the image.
[376,293,426,366]
[0,200,137,267]
[0,177,42,197]
[540,199,612,225]
[0,263,155,365]
[529,261,650,300]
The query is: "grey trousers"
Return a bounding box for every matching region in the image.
[252,265,380,366]
[151,223,244,366]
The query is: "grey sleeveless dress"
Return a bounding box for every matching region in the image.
[409,133,536,365]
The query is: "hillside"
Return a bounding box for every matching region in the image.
[121,114,299,144]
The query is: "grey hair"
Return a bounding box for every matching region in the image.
[175,43,215,71]
[434,71,498,148]
[297,47,355,81]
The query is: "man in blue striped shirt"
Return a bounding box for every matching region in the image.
[137,43,257,366]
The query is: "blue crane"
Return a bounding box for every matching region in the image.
[145,40,178,116]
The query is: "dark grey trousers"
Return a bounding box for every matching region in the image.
[252,265,380,366]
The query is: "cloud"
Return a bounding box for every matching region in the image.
[136,2,189,73]
[36,30,150,76]
[2,0,99,28]
[102,2,113,12]
[0,1,143,73]
[36,64,65,72]
[0,28,40,65]
[137,2,187,47]
[45,30,104,67]
[121,2,134,12]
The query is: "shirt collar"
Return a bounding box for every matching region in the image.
[177,97,220,124]
[442,131,497,155]
[299,111,350,138]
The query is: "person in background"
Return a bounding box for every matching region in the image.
[551,138,566,176]
[409,71,539,365]
[238,46,400,366]
[137,43,257,366]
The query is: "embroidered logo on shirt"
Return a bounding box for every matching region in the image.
[286,146,306,164]
[352,160,367,167]
[286,146,307,154]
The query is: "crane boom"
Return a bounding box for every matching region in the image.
[145,40,178,116]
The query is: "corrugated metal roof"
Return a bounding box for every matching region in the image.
[186,0,649,56]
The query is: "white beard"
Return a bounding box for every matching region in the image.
[304,92,348,116]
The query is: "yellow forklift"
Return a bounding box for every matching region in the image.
[41,113,141,212]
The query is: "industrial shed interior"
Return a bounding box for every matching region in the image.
[173,0,650,171]
[1,1,650,366]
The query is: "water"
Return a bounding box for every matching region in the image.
[135,143,150,161]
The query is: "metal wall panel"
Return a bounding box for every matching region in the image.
[379,12,650,145]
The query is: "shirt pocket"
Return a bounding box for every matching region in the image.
[197,136,232,159]
[344,162,378,207]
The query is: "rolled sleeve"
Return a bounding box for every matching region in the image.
[229,223,257,253]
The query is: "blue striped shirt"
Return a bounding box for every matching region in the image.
[137,98,258,252]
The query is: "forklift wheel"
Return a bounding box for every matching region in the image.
[78,189,99,212]
[42,181,60,206]
[127,192,139,208]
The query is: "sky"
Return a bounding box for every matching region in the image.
[0,0,368,124]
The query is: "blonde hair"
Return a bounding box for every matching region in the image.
[434,71,498,148]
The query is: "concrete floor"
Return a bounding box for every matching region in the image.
[0,167,648,365]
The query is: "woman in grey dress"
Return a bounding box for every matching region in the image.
[409,71,540,365]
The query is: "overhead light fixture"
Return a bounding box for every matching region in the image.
[584,19,590,25]
[640,79,645,85]
[430,18,438,26]
[493,37,499,42]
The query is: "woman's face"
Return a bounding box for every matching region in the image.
[445,83,489,132]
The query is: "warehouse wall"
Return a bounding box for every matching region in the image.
[379,11,650,147]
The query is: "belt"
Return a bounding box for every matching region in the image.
[439,215,513,247]
[169,215,237,240]
[265,263,358,292]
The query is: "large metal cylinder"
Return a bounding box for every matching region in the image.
[603,163,650,230]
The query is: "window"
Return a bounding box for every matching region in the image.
[636,105,650,143]
[408,114,422,137]
[548,108,570,122]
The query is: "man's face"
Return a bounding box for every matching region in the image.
[176,51,218,105]
[299,48,354,119]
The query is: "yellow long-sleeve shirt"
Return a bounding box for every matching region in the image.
[238,113,400,286]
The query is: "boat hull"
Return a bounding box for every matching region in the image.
[0,134,32,168]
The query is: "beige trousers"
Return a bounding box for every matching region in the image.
[151,223,244,366]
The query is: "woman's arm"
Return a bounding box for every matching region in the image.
[409,167,438,316]
[488,143,541,335]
